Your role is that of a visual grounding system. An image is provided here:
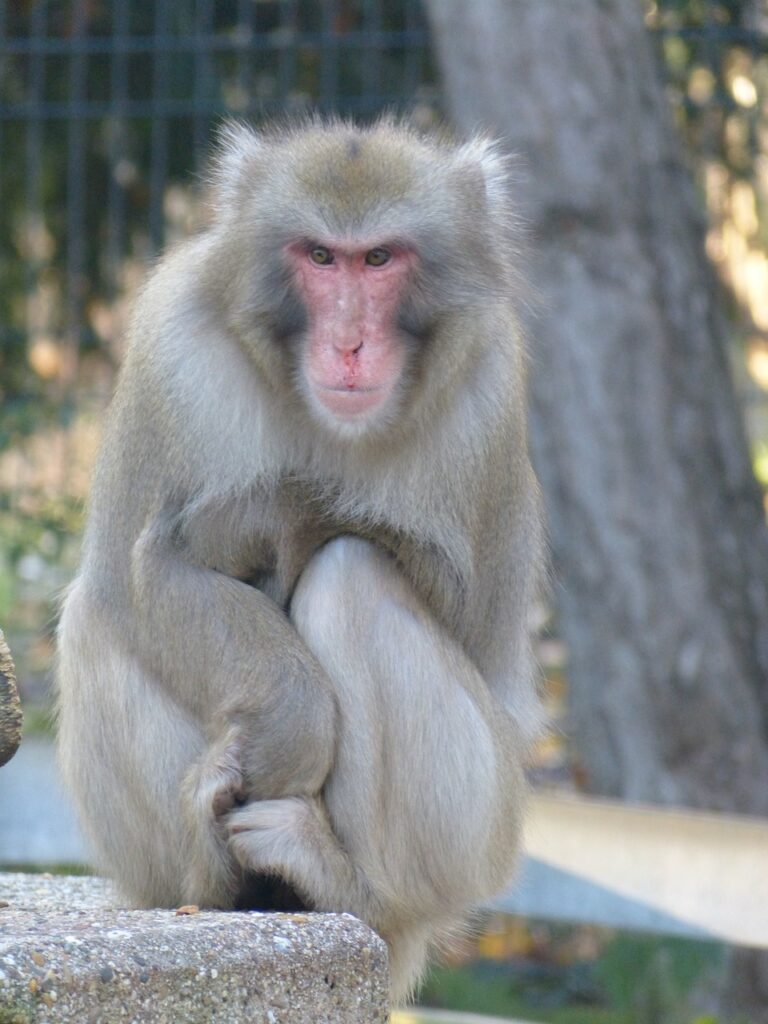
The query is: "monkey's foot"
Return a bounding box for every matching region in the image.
[227,796,357,912]
[228,796,316,873]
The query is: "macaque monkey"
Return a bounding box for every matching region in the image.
[57,118,544,1001]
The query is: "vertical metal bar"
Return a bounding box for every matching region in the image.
[320,0,339,111]
[236,0,255,117]
[0,0,16,507]
[24,0,46,354]
[361,0,381,115]
[150,0,170,253]
[278,0,299,108]
[0,0,12,508]
[194,0,213,158]
[403,0,422,104]
[746,4,760,179]
[107,0,130,296]
[65,0,87,388]
[708,0,722,123]
[0,0,6,219]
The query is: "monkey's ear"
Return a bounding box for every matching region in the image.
[455,136,512,214]
[209,121,266,214]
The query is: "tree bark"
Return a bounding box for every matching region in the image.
[424,1,768,1017]
[0,627,22,767]
[424,0,768,813]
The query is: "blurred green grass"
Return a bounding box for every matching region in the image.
[415,926,729,1024]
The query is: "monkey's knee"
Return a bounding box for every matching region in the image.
[291,535,386,632]
[312,535,383,580]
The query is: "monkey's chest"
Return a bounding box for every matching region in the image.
[274,504,464,633]
[270,508,413,607]
[191,480,461,627]
[246,483,425,608]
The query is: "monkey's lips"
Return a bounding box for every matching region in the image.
[316,383,389,418]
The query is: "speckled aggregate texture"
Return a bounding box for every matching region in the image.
[0,873,389,1023]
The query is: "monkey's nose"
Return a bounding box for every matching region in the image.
[334,337,364,355]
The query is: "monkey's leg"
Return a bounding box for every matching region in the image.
[57,579,208,907]
[228,536,525,997]
[59,516,339,910]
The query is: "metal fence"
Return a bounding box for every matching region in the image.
[1,1,768,431]
[0,0,435,434]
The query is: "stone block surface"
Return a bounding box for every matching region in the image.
[0,873,389,1023]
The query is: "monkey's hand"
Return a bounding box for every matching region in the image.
[186,726,247,818]
[227,795,364,916]
[181,726,248,905]
[180,708,339,909]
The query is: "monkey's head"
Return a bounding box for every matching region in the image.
[208,119,516,440]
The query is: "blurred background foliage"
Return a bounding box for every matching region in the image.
[649,0,768,470]
[410,921,727,1024]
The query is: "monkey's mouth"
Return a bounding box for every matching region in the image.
[315,383,389,418]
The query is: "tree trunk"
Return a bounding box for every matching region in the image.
[423,3,768,1015]
[424,0,768,812]
[0,627,22,767]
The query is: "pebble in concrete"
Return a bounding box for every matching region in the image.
[0,873,389,1023]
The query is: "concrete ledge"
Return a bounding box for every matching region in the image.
[0,873,389,1023]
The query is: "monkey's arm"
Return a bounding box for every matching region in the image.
[89,512,337,907]
[127,511,336,794]
[464,451,546,744]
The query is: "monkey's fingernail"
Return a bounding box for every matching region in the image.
[175,904,200,915]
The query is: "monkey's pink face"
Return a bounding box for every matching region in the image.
[287,241,417,430]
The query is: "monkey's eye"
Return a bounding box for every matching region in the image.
[365,247,391,267]
[309,246,334,266]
